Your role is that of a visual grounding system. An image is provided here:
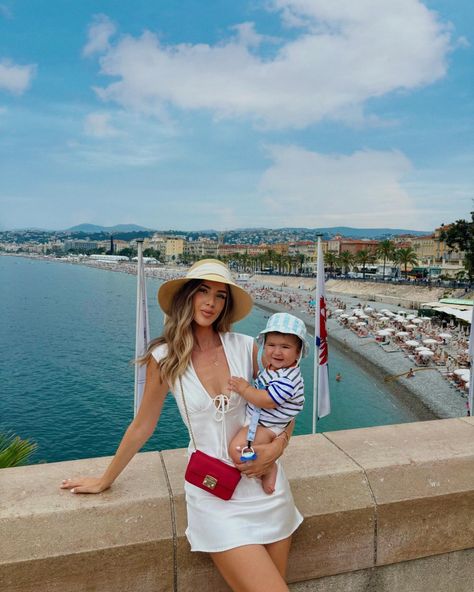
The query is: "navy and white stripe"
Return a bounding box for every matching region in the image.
[246,366,305,429]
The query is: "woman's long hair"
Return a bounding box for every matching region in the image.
[137,279,234,387]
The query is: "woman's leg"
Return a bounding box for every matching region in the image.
[265,536,292,579]
[210,544,289,592]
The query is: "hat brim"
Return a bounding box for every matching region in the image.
[158,276,253,323]
[257,328,310,358]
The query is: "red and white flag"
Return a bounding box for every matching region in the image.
[313,237,331,432]
[468,305,474,416]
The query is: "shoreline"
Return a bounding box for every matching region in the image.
[6,254,465,421]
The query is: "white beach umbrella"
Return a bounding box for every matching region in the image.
[406,324,417,329]
[377,329,392,336]
[438,333,452,339]
[423,338,438,345]
[339,313,349,318]
[412,318,424,324]
[335,309,344,314]
[406,314,416,320]
[405,340,420,347]
[348,316,358,321]
[385,328,396,333]
[418,349,434,357]
[396,331,409,337]
[356,321,367,326]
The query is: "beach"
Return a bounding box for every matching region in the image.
[7,254,469,421]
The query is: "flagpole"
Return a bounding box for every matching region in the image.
[134,239,149,417]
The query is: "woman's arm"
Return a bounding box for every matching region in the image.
[60,358,169,494]
[235,420,295,478]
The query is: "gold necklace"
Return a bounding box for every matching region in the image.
[193,343,220,366]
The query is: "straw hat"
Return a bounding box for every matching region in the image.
[158,259,253,323]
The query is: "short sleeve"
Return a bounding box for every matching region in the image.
[151,343,168,363]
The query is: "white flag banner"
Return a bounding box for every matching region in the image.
[313,237,331,433]
[468,305,474,417]
[134,243,149,416]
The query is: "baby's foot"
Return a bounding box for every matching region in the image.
[262,464,278,495]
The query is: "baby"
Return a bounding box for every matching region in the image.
[229,312,308,494]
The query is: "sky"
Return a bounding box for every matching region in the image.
[0,0,472,232]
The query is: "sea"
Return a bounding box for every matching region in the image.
[0,255,419,465]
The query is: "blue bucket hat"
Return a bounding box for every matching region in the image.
[257,312,309,359]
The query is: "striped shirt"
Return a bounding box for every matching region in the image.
[246,366,305,430]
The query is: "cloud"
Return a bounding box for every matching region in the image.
[0,59,35,94]
[0,4,13,19]
[91,1,452,128]
[84,112,120,137]
[83,14,117,58]
[258,145,418,227]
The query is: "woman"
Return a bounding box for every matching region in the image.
[60,259,302,591]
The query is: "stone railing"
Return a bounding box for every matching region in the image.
[2,417,474,592]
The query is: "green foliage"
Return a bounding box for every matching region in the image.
[355,249,375,279]
[394,247,418,278]
[0,433,37,468]
[440,213,474,280]
[338,251,354,275]
[376,240,395,279]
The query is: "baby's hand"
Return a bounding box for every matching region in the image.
[229,376,250,396]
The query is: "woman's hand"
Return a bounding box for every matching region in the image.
[234,438,286,478]
[59,476,110,494]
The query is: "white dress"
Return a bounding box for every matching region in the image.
[152,332,303,552]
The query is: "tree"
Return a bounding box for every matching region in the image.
[376,239,395,280]
[324,251,338,273]
[395,247,418,279]
[355,249,375,279]
[338,251,354,277]
[440,214,474,282]
[117,247,136,258]
[0,432,37,468]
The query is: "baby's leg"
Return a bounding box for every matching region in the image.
[252,426,278,495]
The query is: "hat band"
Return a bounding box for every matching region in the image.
[187,262,233,282]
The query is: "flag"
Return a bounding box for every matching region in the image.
[468,305,474,417]
[134,241,149,416]
[313,237,331,433]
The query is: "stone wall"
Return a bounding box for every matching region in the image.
[2,418,474,592]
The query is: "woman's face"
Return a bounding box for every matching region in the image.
[192,281,228,327]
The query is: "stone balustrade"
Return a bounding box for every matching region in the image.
[2,417,474,592]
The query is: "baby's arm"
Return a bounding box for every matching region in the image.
[228,377,277,409]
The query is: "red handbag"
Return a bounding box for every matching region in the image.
[185,450,241,500]
[179,379,241,501]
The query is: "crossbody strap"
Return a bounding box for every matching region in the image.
[179,377,197,451]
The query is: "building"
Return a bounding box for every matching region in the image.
[165,237,185,261]
[184,238,218,260]
[63,240,98,252]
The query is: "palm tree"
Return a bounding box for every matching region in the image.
[324,251,338,274]
[355,249,375,279]
[338,251,354,277]
[376,239,395,280]
[395,247,418,279]
[0,432,37,468]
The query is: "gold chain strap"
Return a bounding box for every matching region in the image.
[179,377,197,451]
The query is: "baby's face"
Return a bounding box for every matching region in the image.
[264,332,301,370]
